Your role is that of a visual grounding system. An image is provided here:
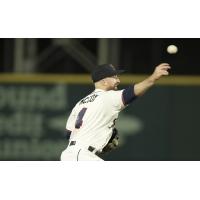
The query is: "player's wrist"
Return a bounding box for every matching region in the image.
[147,75,156,85]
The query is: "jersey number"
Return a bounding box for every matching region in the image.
[75,108,87,129]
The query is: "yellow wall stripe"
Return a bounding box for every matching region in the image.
[0,73,200,85]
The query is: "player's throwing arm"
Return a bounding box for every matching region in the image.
[60,63,171,161]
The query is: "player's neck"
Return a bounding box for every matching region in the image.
[95,86,107,91]
[94,82,109,91]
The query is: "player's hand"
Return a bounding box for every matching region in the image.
[151,63,171,81]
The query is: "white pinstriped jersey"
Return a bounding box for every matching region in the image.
[66,89,126,151]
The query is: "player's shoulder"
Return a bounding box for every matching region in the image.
[105,89,123,96]
[104,89,125,109]
[102,89,124,102]
[92,89,122,98]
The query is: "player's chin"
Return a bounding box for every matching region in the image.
[114,86,118,90]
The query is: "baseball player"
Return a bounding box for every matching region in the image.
[60,63,171,161]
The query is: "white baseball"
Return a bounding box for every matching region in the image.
[167,45,178,54]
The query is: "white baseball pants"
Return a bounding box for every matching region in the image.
[60,145,103,161]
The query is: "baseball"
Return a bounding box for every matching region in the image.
[167,45,178,54]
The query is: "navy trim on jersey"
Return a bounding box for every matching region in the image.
[122,85,137,105]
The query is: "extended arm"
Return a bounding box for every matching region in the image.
[134,63,171,96]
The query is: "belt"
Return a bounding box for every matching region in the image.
[69,141,100,155]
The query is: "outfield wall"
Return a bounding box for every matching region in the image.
[0,74,200,160]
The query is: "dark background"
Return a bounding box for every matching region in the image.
[0,38,200,161]
[0,38,200,74]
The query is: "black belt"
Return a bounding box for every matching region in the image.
[69,141,100,155]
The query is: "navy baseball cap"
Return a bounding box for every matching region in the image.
[91,64,125,82]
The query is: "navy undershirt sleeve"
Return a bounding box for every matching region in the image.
[122,85,137,106]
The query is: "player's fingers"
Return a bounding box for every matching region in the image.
[159,63,170,66]
[161,67,170,72]
[159,64,171,69]
[162,71,169,75]
[162,66,171,70]
[156,64,170,69]
[159,65,171,70]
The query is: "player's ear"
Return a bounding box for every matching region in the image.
[101,78,107,86]
[103,79,109,86]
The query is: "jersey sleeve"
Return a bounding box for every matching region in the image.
[121,85,137,105]
[106,90,125,111]
[107,86,138,111]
